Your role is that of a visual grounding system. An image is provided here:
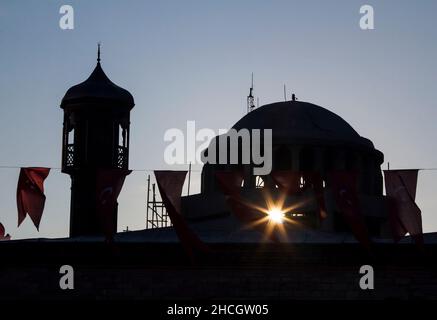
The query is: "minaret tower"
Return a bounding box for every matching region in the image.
[60,45,134,237]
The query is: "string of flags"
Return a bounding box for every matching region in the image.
[156,170,424,249]
[0,165,202,172]
[0,167,130,242]
[0,166,426,248]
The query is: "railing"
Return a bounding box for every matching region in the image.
[116,146,128,169]
[64,144,128,169]
[65,144,74,168]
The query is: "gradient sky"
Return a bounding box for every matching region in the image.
[1,0,437,239]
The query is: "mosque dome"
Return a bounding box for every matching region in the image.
[201,99,384,197]
[232,101,377,152]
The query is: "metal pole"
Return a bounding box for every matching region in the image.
[187,162,192,196]
[146,175,150,228]
[152,183,156,228]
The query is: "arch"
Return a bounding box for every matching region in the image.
[118,124,127,148]
[255,176,265,189]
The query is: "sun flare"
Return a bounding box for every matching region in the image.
[267,207,285,224]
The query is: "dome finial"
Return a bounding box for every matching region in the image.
[97,42,101,63]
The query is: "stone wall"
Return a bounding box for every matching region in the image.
[0,242,436,300]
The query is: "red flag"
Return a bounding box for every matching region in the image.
[386,196,407,242]
[384,170,423,244]
[214,171,244,199]
[16,167,50,230]
[214,171,258,224]
[215,171,254,223]
[303,172,327,220]
[0,223,11,241]
[270,171,300,195]
[154,171,209,259]
[329,171,370,248]
[96,168,131,241]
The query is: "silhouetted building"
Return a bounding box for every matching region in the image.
[1,57,437,302]
[60,50,134,237]
[184,101,389,237]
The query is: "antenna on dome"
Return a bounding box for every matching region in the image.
[283,84,287,101]
[247,73,255,113]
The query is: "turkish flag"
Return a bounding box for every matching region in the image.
[303,172,327,219]
[329,171,370,248]
[215,171,253,223]
[214,170,244,199]
[386,197,407,242]
[96,168,131,241]
[213,170,258,225]
[0,223,11,241]
[16,167,50,230]
[155,171,209,259]
[384,170,423,244]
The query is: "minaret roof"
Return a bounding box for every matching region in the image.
[61,47,134,108]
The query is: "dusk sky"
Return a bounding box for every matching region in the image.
[1,0,437,239]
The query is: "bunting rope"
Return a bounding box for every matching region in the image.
[0,165,202,172]
[2,166,437,172]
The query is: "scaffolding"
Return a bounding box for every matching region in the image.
[145,175,171,229]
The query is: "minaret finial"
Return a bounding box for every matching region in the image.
[97,42,101,63]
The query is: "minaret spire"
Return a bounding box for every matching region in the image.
[97,42,101,63]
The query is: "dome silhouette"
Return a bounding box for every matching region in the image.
[232,101,375,150]
[61,62,134,108]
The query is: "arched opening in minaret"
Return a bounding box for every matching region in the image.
[119,124,127,148]
[64,117,75,168]
[67,128,74,145]
[116,122,129,169]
